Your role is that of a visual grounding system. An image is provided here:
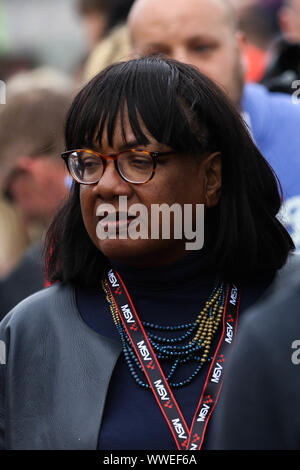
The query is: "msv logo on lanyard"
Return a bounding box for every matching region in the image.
[105,268,240,450]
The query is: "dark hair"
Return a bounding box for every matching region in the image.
[78,0,135,33]
[45,56,294,286]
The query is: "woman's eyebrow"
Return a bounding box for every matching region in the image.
[85,140,145,153]
[90,140,168,153]
[117,140,149,151]
[117,141,170,152]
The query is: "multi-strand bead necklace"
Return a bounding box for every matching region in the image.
[102,278,228,389]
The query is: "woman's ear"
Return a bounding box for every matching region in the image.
[202,152,222,208]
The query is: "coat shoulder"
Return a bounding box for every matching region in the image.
[0,283,74,332]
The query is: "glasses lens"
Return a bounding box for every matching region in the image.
[118,151,153,183]
[68,151,103,184]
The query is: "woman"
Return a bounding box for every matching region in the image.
[0,57,295,450]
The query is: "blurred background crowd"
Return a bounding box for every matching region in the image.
[0,0,300,319]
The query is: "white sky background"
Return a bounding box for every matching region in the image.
[1,0,87,72]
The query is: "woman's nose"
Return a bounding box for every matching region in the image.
[92,160,133,200]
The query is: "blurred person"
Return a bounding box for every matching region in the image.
[0,55,37,82]
[0,89,70,228]
[0,197,28,278]
[0,240,45,321]
[231,0,283,82]
[279,0,300,42]
[78,0,109,50]
[78,0,135,51]
[6,66,75,97]
[231,0,282,47]
[129,0,244,108]
[83,23,132,81]
[0,88,71,318]
[211,254,300,449]
[128,0,300,252]
[261,0,300,93]
[0,56,295,450]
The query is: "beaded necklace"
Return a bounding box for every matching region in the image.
[102,278,227,389]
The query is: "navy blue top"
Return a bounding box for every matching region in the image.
[76,251,274,450]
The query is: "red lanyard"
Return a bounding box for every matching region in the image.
[104,268,240,450]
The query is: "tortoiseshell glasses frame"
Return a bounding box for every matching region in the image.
[61,148,174,185]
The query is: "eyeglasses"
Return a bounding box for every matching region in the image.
[61,148,174,185]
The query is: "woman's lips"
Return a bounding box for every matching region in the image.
[97,212,139,233]
[99,218,135,227]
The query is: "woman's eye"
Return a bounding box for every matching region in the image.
[131,158,152,167]
[132,158,148,164]
[83,159,100,167]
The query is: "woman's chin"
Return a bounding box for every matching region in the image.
[97,237,155,262]
[96,237,188,267]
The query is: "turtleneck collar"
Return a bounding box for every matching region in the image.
[108,248,214,291]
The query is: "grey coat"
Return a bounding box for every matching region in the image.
[1,254,299,449]
[0,283,122,449]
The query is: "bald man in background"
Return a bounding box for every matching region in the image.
[128,0,300,252]
[129,0,244,106]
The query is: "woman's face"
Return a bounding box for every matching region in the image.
[80,116,221,267]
